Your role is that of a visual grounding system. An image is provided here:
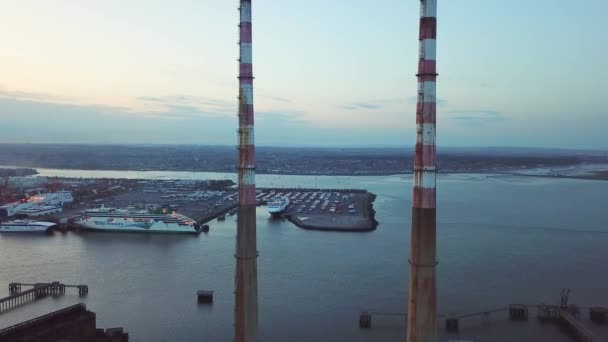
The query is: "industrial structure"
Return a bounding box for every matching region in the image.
[0,303,128,342]
[234,0,259,342]
[407,0,438,342]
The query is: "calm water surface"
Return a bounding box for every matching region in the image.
[1,170,607,341]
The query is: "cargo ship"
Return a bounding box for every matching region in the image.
[75,208,201,234]
[28,191,74,206]
[267,196,290,216]
[0,219,57,233]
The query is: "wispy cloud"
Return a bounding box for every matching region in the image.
[137,95,231,107]
[406,96,448,107]
[136,94,234,117]
[0,94,237,144]
[343,102,382,110]
[357,103,381,109]
[0,91,319,145]
[257,93,292,103]
[449,110,505,126]
[0,87,102,109]
[0,89,52,102]
[256,110,309,123]
[0,88,130,116]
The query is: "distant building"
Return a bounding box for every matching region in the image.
[0,303,128,342]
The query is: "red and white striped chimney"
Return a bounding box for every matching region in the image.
[234,0,259,341]
[407,0,438,341]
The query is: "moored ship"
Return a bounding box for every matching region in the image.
[75,208,201,234]
[267,196,290,216]
[0,191,74,218]
[0,219,57,233]
[0,201,35,218]
[17,205,63,217]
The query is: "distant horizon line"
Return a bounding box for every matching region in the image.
[0,142,606,152]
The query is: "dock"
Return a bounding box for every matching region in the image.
[1,282,88,314]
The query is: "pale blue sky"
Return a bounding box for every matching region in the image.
[0,0,606,148]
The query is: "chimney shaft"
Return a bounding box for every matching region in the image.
[407,1,438,342]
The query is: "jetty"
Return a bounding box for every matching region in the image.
[1,282,88,314]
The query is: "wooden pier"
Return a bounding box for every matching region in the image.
[1,282,88,314]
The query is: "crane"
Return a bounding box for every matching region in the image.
[0,175,9,203]
[44,176,63,193]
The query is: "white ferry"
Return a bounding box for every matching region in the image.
[75,208,201,234]
[17,205,63,217]
[0,220,56,233]
[0,201,35,217]
[267,196,290,216]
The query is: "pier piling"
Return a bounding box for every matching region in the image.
[359,311,372,329]
[77,285,88,297]
[538,304,560,322]
[590,307,608,324]
[445,317,459,332]
[8,283,20,295]
[509,304,528,321]
[197,290,214,304]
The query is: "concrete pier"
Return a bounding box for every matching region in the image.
[558,308,602,342]
[1,282,88,314]
[360,302,607,340]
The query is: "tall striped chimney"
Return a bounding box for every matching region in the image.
[407,0,437,341]
[234,1,259,341]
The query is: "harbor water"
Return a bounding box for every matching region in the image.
[1,169,607,341]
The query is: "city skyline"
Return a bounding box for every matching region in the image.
[1,0,607,148]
